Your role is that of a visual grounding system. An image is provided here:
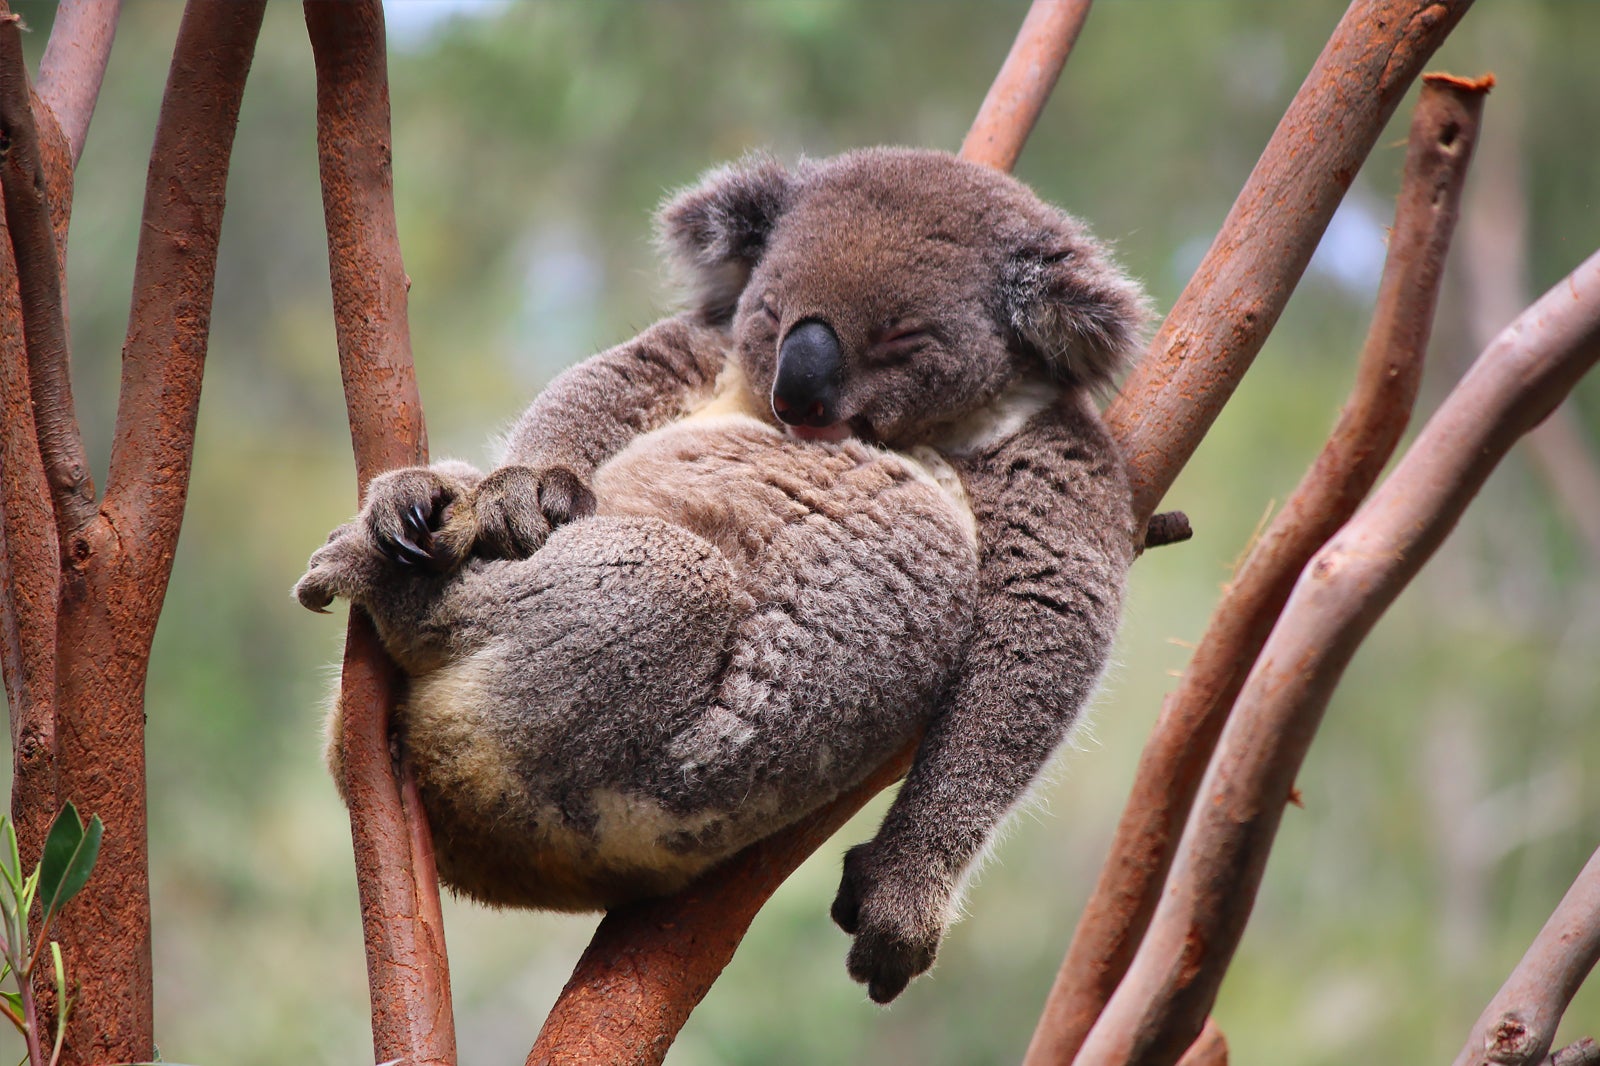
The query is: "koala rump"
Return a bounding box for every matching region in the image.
[297,147,1142,1003]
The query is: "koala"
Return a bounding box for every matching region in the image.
[295,147,1145,1004]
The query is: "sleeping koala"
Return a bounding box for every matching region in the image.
[295,147,1145,1003]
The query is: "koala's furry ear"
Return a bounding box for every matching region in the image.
[1000,217,1151,393]
[656,155,798,325]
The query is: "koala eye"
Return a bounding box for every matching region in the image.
[871,324,934,361]
[758,297,781,324]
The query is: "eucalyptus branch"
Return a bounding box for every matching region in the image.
[1023,72,1488,1066]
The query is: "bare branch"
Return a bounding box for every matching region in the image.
[1023,72,1485,1066]
[1551,1040,1600,1066]
[527,750,912,1066]
[1450,844,1600,1066]
[51,4,265,1062]
[36,0,121,168]
[0,140,60,873]
[303,3,451,1064]
[1076,246,1600,1065]
[959,0,1092,172]
[1104,0,1474,529]
[0,7,95,541]
[1174,1018,1228,1066]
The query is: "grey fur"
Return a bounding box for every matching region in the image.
[296,147,1144,1003]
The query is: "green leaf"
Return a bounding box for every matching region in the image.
[0,819,19,896]
[37,805,102,923]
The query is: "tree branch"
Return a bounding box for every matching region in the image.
[1103,0,1473,529]
[959,0,1092,172]
[36,0,121,168]
[303,2,452,1064]
[1023,72,1487,1066]
[1075,245,1600,1065]
[1173,1018,1227,1066]
[51,4,265,1063]
[1450,844,1600,1066]
[0,7,94,543]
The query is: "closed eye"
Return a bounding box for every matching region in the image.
[871,325,934,361]
[759,297,781,324]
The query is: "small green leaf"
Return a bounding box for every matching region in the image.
[0,819,20,895]
[38,805,102,922]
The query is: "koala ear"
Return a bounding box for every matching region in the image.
[656,154,798,325]
[1000,219,1150,393]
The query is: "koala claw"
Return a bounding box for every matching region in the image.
[385,501,436,568]
[364,468,463,572]
[832,841,948,1004]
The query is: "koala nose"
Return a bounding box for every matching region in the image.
[773,319,843,427]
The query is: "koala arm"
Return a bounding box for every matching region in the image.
[499,316,727,479]
[833,394,1134,1002]
[366,317,728,568]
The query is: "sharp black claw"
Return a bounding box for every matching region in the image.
[387,530,433,568]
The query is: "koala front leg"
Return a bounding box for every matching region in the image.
[833,400,1134,1003]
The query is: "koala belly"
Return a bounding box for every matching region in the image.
[400,413,979,911]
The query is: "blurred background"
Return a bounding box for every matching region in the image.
[3,1,1599,1062]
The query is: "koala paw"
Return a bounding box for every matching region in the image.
[293,521,369,613]
[831,841,952,1004]
[469,465,596,560]
[364,467,472,572]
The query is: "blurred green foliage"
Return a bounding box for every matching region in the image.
[2,1,1599,1063]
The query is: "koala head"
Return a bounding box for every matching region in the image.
[657,148,1149,447]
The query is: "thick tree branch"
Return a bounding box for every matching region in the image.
[0,8,94,542]
[1450,844,1600,1066]
[51,4,265,1063]
[1103,0,1473,529]
[959,0,1092,172]
[1075,246,1600,1066]
[304,2,452,1064]
[1023,72,1486,1066]
[0,126,59,876]
[36,0,121,168]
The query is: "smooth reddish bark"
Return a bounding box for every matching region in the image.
[35,0,121,168]
[1451,844,1600,1066]
[1023,73,1487,1066]
[960,0,1093,172]
[304,2,453,1063]
[1104,0,1474,529]
[1076,245,1600,1065]
[50,4,265,1062]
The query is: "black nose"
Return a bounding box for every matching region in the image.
[773,319,843,427]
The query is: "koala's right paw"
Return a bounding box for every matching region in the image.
[468,465,596,560]
[363,467,474,573]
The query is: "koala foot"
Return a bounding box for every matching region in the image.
[294,521,377,613]
[831,841,953,1004]
[468,465,596,560]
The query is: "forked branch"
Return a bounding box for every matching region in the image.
[1023,72,1488,1066]
[50,3,265,1062]
[1075,246,1600,1065]
[0,6,94,543]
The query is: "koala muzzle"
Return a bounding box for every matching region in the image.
[773,319,844,428]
